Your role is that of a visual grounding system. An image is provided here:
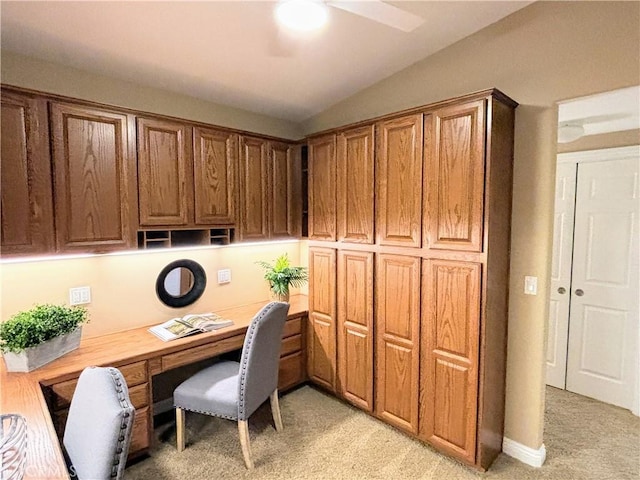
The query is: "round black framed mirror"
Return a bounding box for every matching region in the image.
[156,259,207,308]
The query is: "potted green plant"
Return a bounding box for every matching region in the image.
[0,304,89,372]
[256,253,308,303]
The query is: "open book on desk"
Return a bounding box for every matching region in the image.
[149,313,234,342]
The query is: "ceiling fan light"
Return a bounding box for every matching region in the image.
[557,123,585,144]
[276,0,328,32]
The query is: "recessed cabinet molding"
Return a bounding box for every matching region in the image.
[307,89,516,471]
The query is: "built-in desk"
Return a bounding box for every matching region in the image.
[0,296,308,480]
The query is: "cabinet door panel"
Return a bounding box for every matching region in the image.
[138,118,191,226]
[308,247,337,391]
[308,134,336,240]
[376,115,423,247]
[238,136,269,241]
[51,103,136,252]
[193,127,236,225]
[420,259,480,464]
[375,254,420,433]
[1,92,54,255]
[425,100,485,251]
[337,250,374,411]
[270,142,301,239]
[337,125,374,244]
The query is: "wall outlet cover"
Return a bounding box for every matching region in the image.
[217,269,231,284]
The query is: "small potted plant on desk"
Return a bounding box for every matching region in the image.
[257,253,308,303]
[0,304,89,372]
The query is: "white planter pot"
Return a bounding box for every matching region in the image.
[2,327,82,372]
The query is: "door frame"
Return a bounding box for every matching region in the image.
[554,144,640,416]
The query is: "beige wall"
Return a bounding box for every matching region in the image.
[557,129,640,154]
[1,51,302,140]
[0,241,303,339]
[302,1,640,451]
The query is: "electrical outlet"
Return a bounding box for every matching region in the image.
[217,269,231,284]
[524,276,538,295]
[69,286,91,305]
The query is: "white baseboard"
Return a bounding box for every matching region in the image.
[502,437,546,468]
[153,397,175,415]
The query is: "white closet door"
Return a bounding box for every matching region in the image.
[566,157,639,409]
[546,163,577,389]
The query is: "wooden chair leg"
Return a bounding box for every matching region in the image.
[270,389,283,432]
[238,420,254,469]
[176,407,186,452]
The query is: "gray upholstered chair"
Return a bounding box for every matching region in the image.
[173,301,290,469]
[63,366,135,480]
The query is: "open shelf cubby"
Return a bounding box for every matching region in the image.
[137,227,234,249]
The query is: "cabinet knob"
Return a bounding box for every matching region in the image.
[557,287,566,294]
[575,289,584,296]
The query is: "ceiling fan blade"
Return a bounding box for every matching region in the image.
[327,0,424,32]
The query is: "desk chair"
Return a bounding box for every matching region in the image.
[63,367,135,480]
[173,301,290,469]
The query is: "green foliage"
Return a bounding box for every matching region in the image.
[256,253,308,295]
[0,304,89,354]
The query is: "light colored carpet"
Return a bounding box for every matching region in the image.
[126,385,640,479]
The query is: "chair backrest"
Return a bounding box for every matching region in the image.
[237,301,290,420]
[63,366,135,480]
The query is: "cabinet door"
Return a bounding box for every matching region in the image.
[269,142,301,239]
[238,136,269,241]
[308,247,337,392]
[419,259,480,464]
[376,115,423,247]
[1,91,54,255]
[337,250,374,411]
[337,125,374,244]
[138,117,192,226]
[308,134,336,241]
[425,100,485,251]
[375,254,421,433]
[50,103,137,252]
[193,127,237,225]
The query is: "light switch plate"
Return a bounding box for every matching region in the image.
[69,286,91,305]
[217,269,231,284]
[524,276,538,295]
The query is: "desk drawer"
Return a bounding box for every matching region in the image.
[130,406,151,454]
[280,334,302,358]
[50,361,148,410]
[161,334,245,371]
[282,317,302,339]
[278,351,305,391]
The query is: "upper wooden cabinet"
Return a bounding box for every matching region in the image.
[50,103,137,252]
[269,142,302,239]
[137,117,193,227]
[376,114,423,248]
[0,91,54,256]
[237,136,269,241]
[308,134,337,241]
[193,127,237,225]
[337,125,374,244]
[424,100,485,252]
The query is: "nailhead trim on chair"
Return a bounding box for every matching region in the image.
[173,405,238,421]
[102,367,134,479]
[238,302,276,420]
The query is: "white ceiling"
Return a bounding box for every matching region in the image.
[1,1,533,122]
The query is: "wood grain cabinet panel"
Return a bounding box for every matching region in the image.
[337,125,374,244]
[193,127,237,225]
[337,250,374,411]
[269,142,302,239]
[137,117,192,226]
[425,100,486,251]
[308,247,337,392]
[51,103,137,252]
[375,253,421,434]
[0,91,54,256]
[376,115,423,247]
[238,136,269,241]
[308,134,337,240]
[419,259,481,464]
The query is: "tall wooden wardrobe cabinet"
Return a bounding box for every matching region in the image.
[307,89,516,471]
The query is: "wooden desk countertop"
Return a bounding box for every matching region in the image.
[0,295,308,479]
